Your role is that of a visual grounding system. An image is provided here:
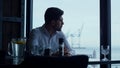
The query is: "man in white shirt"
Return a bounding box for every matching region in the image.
[27,7,74,56]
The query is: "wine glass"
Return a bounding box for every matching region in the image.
[101,45,109,61]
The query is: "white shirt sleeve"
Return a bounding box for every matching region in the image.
[27,29,40,55]
[58,31,75,55]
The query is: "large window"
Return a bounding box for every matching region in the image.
[26,0,120,68]
[33,0,100,62]
[111,0,120,61]
[111,2,120,68]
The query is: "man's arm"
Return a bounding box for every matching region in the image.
[26,29,40,55]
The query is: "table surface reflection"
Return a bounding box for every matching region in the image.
[89,59,120,64]
[0,55,24,65]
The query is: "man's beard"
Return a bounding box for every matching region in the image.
[56,27,61,31]
[56,26,62,31]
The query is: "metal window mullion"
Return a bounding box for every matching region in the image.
[21,0,25,37]
[100,0,111,68]
[0,0,3,50]
[26,0,33,38]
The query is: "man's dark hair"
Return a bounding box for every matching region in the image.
[44,7,64,24]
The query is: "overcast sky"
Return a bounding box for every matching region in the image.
[32,0,120,47]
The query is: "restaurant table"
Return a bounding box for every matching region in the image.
[0,55,89,68]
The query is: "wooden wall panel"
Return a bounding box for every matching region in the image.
[2,0,21,17]
[2,21,21,52]
[0,0,25,52]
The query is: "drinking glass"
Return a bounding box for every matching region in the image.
[101,45,109,61]
[44,44,52,56]
[33,45,44,56]
[8,37,26,65]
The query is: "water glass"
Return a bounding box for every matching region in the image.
[32,45,45,56]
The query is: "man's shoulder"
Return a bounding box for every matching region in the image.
[30,27,42,33]
[32,27,41,30]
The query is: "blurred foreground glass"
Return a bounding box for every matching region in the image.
[8,37,26,65]
[32,45,45,56]
[101,45,109,61]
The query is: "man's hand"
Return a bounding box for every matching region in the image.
[64,47,71,56]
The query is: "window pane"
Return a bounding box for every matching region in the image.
[88,65,100,68]
[111,0,120,60]
[111,64,120,68]
[33,0,100,61]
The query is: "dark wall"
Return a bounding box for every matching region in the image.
[0,0,25,52]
